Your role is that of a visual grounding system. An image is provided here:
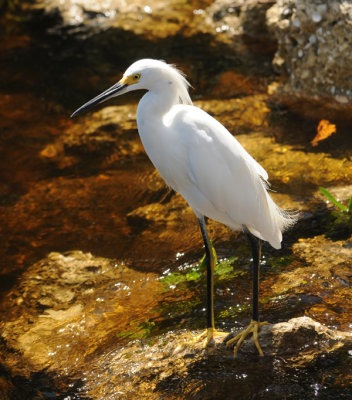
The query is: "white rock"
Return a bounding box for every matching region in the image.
[309,34,317,44]
[317,4,328,15]
[311,12,322,23]
[293,17,301,27]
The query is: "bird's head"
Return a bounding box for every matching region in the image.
[71,59,191,117]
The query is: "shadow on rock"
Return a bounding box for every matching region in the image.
[86,317,351,400]
[0,359,89,400]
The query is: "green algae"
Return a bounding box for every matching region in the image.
[159,254,241,289]
[267,255,294,272]
[323,210,352,240]
[116,320,157,341]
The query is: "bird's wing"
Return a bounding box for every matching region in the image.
[174,105,272,234]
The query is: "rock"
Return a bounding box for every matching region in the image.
[232,317,351,361]
[204,0,276,42]
[263,234,352,330]
[1,249,352,399]
[26,0,278,46]
[126,191,236,258]
[316,184,352,207]
[0,251,160,373]
[26,0,208,39]
[266,0,352,119]
[2,251,120,319]
[80,317,352,399]
[41,104,143,171]
[195,96,271,131]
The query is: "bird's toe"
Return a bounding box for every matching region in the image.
[226,320,268,357]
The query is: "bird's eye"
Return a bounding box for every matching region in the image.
[133,73,141,81]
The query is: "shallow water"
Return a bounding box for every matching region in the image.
[0,2,351,399]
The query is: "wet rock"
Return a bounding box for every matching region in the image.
[2,251,351,400]
[127,192,193,229]
[3,250,120,320]
[126,192,236,254]
[331,262,352,287]
[264,235,352,330]
[0,93,68,205]
[41,104,143,171]
[195,96,270,131]
[267,0,352,118]
[81,317,352,399]
[0,251,160,374]
[2,1,352,398]
[230,316,351,360]
[1,249,352,399]
[0,161,180,279]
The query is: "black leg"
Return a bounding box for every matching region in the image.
[245,230,261,322]
[225,228,267,356]
[197,215,215,330]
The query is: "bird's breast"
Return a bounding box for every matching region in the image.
[137,120,190,193]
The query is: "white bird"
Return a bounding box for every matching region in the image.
[72,59,296,356]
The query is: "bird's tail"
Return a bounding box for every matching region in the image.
[275,202,298,233]
[246,181,298,249]
[265,195,298,249]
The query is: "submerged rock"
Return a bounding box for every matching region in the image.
[263,234,352,330]
[0,251,160,374]
[1,250,352,399]
[41,104,143,171]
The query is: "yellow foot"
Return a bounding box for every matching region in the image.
[174,328,226,353]
[226,320,269,357]
[193,327,227,347]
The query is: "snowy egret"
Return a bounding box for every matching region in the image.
[72,59,296,356]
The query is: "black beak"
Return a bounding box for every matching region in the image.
[71,81,128,117]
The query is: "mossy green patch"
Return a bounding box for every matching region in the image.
[318,210,352,241]
[116,320,156,340]
[268,255,294,272]
[159,253,240,290]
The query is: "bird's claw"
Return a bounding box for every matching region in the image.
[194,327,214,347]
[174,328,226,353]
[226,320,268,357]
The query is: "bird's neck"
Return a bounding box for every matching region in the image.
[138,85,179,120]
[136,86,179,172]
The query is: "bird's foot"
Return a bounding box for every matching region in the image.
[226,320,268,357]
[174,328,226,353]
[193,327,227,347]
